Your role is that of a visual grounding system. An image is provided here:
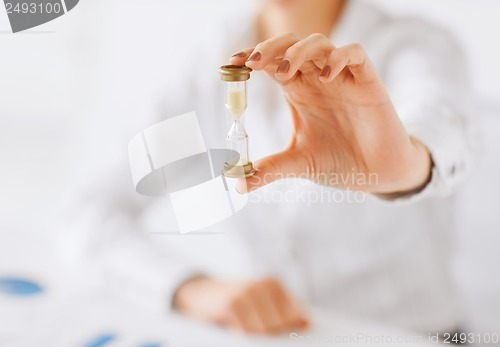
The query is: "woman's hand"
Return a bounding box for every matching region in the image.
[174,277,309,334]
[229,33,432,195]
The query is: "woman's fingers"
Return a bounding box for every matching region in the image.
[230,33,335,81]
[222,278,308,334]
[230,39,378,85]
[275,33,334,81]
[267,279,309,330]
[244,33,300,71]
[229,33,300,70]
[251,283,286,332]
[228,296,266,333]
[319,43,378,84]
[229,48,255,65]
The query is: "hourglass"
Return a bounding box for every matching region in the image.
[218,65,256,178]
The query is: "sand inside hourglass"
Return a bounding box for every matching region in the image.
[226,90,246,119]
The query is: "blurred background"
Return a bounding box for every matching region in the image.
[1,0,499,343]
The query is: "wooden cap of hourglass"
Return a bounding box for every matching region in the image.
[218,65,252,81]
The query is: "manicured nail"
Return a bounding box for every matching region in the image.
[232,51,247,58]
[320,65,331,78]
[277,59,290,74]
[247,51,261,62]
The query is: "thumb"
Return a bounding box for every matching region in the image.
[236,149,305,193]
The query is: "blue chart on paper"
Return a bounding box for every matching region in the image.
[0,277,163,347]
[0,277,44,296]
[83,334,116,347]
[83,334,162,347]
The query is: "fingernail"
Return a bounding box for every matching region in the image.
[277,59,290,74]
[232,51,247,58]
[320,65,331,78]
[247,51,261,62]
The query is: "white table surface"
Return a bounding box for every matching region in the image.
[0,285,441,347]
[0,229,440,347]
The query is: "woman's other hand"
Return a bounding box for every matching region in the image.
[174,277,309,334]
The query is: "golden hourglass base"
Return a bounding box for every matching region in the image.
[223,161,256,178]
